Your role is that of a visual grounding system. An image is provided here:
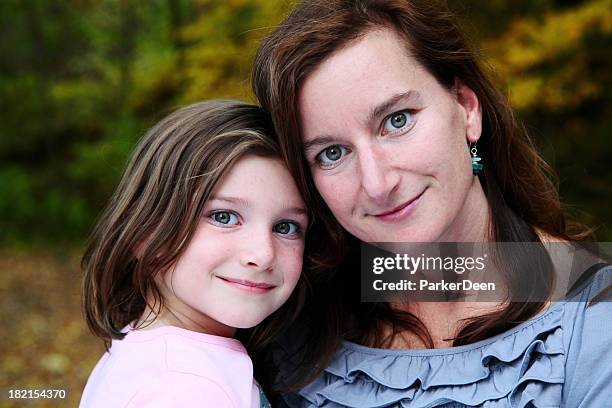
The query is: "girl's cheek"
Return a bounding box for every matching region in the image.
[286,246,305,279]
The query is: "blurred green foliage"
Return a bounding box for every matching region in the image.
[0,1,610,405]
[0,0,610,243]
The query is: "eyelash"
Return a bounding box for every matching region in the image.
[314,145,351,169]
[208,210,240,226]
[207,211,304,238]
[380,109,417,136]
[273,220,304,238]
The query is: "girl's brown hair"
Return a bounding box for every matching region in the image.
[251,0,596,392]
[82,100,311,353]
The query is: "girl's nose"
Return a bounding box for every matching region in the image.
[239,230,275,272]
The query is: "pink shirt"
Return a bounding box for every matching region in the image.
[80,326,260,407]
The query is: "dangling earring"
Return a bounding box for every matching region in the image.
[470,143,483,175]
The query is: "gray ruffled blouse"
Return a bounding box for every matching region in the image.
[277,267,612,407]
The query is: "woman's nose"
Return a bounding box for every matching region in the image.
[358,145,399,203]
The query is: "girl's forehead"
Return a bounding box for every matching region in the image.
[210,155,305,209]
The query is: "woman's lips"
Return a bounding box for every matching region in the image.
[217,276,275,294]
[373,189,426,223]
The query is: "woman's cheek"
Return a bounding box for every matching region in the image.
[314,173,353,213]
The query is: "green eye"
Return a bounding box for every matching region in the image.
[324,146,342,161]
[383,111,413,132]
[210,211,239,225]
[317,145,348,166]
[273,221,300,235]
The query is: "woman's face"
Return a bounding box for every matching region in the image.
[298,28,487,243]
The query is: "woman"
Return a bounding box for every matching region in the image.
[251,0,612,407]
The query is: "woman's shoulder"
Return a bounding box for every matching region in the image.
[560,262,612,353]
[561,264,612,405]
[277,265,612,408]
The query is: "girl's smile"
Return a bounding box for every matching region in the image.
[216,276,277,293]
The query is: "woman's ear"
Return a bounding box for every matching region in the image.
[455,80,482,144]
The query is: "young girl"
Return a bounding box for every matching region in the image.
[79,100,311,407]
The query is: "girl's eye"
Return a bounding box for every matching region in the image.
[316,145,348,167]
[273,221,301,236]
[383,110,414,133]
[210,211,239,226]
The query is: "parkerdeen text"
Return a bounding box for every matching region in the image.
[373,279,496,291]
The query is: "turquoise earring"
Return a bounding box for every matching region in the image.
[470,143,483,175]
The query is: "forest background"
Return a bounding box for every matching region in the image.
[1,0,611,406]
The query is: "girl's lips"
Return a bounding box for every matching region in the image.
[373,189,426,223]
[217,276,276,294]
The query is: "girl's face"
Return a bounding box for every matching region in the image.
[155,156,308,336]
[298,28,487,243]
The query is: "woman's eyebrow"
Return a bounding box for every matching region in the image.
[368,90,422,125]
[303,135,337,154]
[302,91,423,154]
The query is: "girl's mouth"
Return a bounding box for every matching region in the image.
[217,276,276,293]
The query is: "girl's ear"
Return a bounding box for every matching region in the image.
[455,79,482,144]
[132,237,148,260]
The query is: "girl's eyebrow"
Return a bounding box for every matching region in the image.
[209,195,250,207]
[210,195,308,217]
[284,206,309,217]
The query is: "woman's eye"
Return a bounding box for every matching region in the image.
[210,211,239,225]
[316,145,348,166]
[273,221,300,236]
[383,110,413,133]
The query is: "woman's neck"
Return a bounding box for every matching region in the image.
[385,301,506,349]
[440,176,491,242]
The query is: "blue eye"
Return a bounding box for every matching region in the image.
[316,145,348,167]
[383,111,413,133]
[210,211,239,225]
[273,221,301,236]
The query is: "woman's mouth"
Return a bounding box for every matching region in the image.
[217,276,276,294]
[372,189,426,223]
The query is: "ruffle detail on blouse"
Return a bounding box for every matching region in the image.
[294,306,566,408]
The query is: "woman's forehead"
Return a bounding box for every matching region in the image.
[308,28,414,80]
[297,28,439,137]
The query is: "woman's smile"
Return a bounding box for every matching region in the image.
[371,188,427,223]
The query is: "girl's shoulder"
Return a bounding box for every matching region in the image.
[81,326,258,408]
[276,265,612,408]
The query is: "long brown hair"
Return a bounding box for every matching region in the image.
[251,0,595,392]
[82,100,313,353]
